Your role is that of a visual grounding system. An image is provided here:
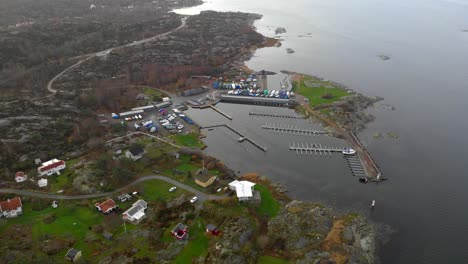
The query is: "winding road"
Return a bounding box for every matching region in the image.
[47,17,187,94]
[0,175,227,202]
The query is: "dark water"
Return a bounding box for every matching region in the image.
[177,1,468,263]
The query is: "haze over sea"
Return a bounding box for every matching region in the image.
[176,0,468,263]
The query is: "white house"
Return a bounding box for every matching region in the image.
[14,171,27,183]
[38,178,48,188]
[0,197,23,218]
[38,159,66,176]
[122,200,147,224]
[125,146,145,161]
[228,180,256,201]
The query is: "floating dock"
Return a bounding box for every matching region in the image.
[209,105,233,120]
[262,124,327,136]
[345,155,368,177]
[289,142,347,155]
[249,111,304,119]
[202,124,267,152]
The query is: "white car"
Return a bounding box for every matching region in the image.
[169,186,177,192]
[190,196,198,203]
[177,125,184,130]
[159,119,168,123]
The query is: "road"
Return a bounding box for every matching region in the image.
[106,131,182,149]
[47,17,187,95]
[0,175,227,202]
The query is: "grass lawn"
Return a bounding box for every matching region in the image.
[294,75,350,107]
[255,185,280,218]
[143,87,165,100]
[170,133,204,148]
[141,179,190,202]
[173,218,209,264]
[258,256,290,264]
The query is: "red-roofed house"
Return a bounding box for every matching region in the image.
[15,171,27,183]
[0,197,23,218]
[171,223,189,240]
[38,159,66,176]
[95,199,118,214]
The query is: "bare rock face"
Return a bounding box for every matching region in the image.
[269,200,378,264]
[275,27,287,34]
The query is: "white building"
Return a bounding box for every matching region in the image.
[38,178,48,188]
[122,200,147,224]
[0,197,23,218]
[228,180,256,201]
[14,171,27,183]
[38,159,66,176]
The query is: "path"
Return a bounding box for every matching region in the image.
[106,131,182,149]
[47,17,187,95]
[0,175,226,202]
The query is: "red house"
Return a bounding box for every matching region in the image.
[171,223,189,240]
[38,159,66,176]
[206,224,220,236]
[95,199,118,214]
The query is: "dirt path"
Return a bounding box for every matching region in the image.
[46,17,187,95]
[321,219,348,264]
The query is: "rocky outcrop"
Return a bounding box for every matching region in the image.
[268,200,378,264]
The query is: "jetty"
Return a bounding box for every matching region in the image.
[289,143,346,156]
[249,111,304,119]
[345,155,368,177]
[209,105,233,120]
[262,124,327,135]
[202,124,267,152]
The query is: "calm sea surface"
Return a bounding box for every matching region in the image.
[176,1,468,263]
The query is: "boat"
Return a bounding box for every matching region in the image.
[342,148,356,155]
[238,137,246,142]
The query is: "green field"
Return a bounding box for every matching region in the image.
[170,133,205,148]
[294,75,350,107]
[258,256,290,264]
[141,179,190,202]
[255,185,280,218]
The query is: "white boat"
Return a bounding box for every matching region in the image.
[342,148,356,155]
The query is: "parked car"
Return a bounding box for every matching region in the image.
[190,196,198,203]
[169,186,177,192]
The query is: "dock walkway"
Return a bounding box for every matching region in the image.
[202,124,267,152]
[289,142,346,156]
[209,105,233,120]
[262,124,327,136]
[249,111,304,119]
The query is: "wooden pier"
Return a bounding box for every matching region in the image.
[262,124,327,136]
[345,155,368,177]
[289,142,347,155]
[202,124,267,152]
[209,105,233,120]
[249,111,304,119]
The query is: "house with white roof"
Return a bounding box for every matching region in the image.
[14,171,27,183]
[122,199,147,224]
[37,159,66,176]
[228,180,256,201]
[38,178,48,188]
